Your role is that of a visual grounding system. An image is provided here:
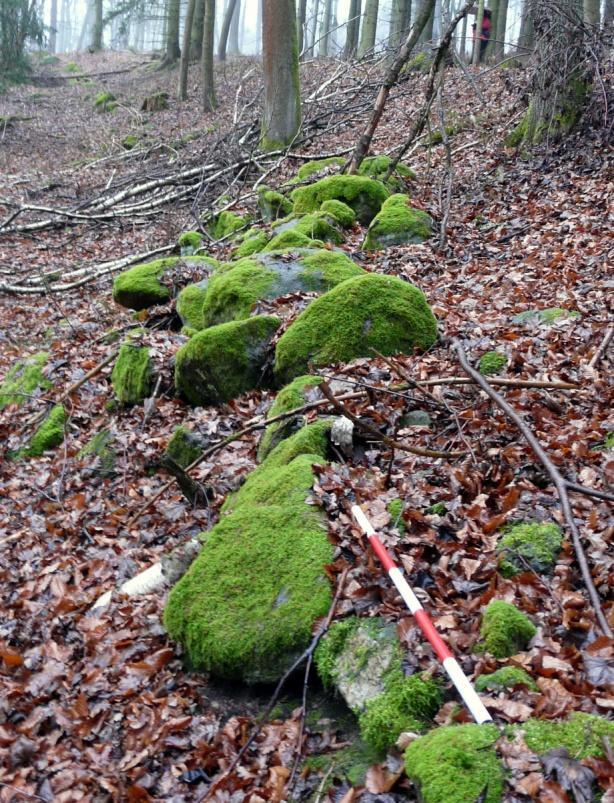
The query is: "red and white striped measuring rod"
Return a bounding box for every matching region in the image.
[352,505,493,725]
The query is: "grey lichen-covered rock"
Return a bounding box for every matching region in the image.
[174,315,281,406]
[200,249,365,327]
[363,194,432,250]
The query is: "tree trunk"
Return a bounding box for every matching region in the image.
[165,0,181,62]
[298,0,308,53]
[484,0,498,59]
[179,0,196,98]
[343,0,361,57]
[229,0,240,52]
[418,0,434,42]
[471,0,484,63]
[358,0,379,55]
[459,10,467,57]
[510,0,587,145]
[319,0,333,55]
[493,0,507,58]
[256,0,262,51]
[91,0,103,50]
[604,0,614,24]
[261,0,301,149]
[517,0,534,55]
[389,0,411,49]
[49,0,58,52]
[583,0,599,23]
[201,0,216,111]
[218,0,239,60]
[190,0,204,58]
[307,0,321,57]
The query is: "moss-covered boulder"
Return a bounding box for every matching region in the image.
[520,713,614,759]
[176,280,210,331]
[479,600,536,658]
[174,315,280,406]
[319,200,356,228]
[479,350,508,375]
[497,522,563,577]
[207,210,250,240]
[165,425,204,469]
[111,336,152,404]
[113,256,217,311]
[200,249,365,328]
[257,187,293,221]
[275,274,437,384]
[269,212,344,246]
[19,405,67,458]
[475,666,538,692]
[294,157,346,182]
[0,352,50,410]
[358,155,416,188]
[363,194,432,250]
[405,724,503,803]
[291,175,390,224]
[258,375,323,461]
[164,439,333,682]
[177,231,203,255]
[233,228,269,258]
[316,617,442,753]
[77,429,116,477]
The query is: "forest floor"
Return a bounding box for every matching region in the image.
[0,50,612,803]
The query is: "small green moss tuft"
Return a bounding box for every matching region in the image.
[258,375,323,461]
[121,134,138,150]
[233,228,269,257]
[319,199,356,227]
[21,405,67,457]
[94,91,117,112]
[177,230,203,254]
[291,175,390,224]
[479,600,536,658]
[514,307,581,325]
[363,194,432,250]
[387,498,406,533]
[358,155,416,189]
[0,352,50,410]
[475,666,538,692]
[78,429,116,476]
[208,210,250,240]
[498,521,563,577]
[314,618,361,688]
[174,315,280,406]
[258,188,293,221]
[165,426,203,469]
[64,61,80,72]
[359,671,443,754]
[405,724,503,803]
[274,273,437,384]
[295,157,345,182]
[479,351,508,376]
[111,340,152,404]
[520,713,614,759]
[304,741,380,787]
[426,502,446,515]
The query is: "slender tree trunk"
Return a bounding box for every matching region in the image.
[459,9,467,56]
[389,0,411,48]
[471,0,484,63]
[583,0,599,23]
[419,0,434,42]
[179,0,196,98]
[484,0,498,58]
[493,0,507,58]
[298,0,308,52]
[308,0,321,56]
[218,0,238,59]
[517,0,534,55]
[604,0,614,24]
[256,0,262,51]
[358,0,379,54]
[229,0,240,52]
[91,0,103,49]
[201,0,216,110]
[49,0,58,52]
[319,0,333,54]
[261,0,301,149]
[343,0,361,57]
[165,0,180,61]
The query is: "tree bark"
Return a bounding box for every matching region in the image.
[91,0,103,50]
[604,0,614,24]
[201,0,216,111]
[583,0,599,23]
[190,0,204,58]
[493,0,507,58]
[319,0,333,55]
[229,0,240,52]
[343,0,361,58]
[218,0,239,60]
[485,0,498,59]
[178,0,196,98]
[261,0,301,149]
[358,0,379,55]
[347,0,436,172]
[49,0,58,52]
[165,0,181,62]
[471,0,484,63]
[517,0,534,55]
[389,0,411,49]
[298,0,308,53]
[418,0,434,42]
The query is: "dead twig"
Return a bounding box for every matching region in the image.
[588,324,613,369]
[453,338,612,638]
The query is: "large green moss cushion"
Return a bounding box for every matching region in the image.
[163,502,333,683]
[291,175,390,224]
[363,194,432,250]
[174,315,281,406]
[113,256,218,311]
[274,274,438,384]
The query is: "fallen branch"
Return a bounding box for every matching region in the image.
[453,339,612,638]
[588,323,613,369]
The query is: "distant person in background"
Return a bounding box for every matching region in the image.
[472,8,492,63]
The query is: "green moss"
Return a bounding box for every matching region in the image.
[274,273,438,384]
[208,210,250,240]
[233,228,269,257]
[475,666,538,692]
[363,194,432,250]
[498,522,563,577]
[479,351,508,376]
[387,498,406,533]
[121,134,138,150]
[176,280,209,330]
[163,502,333,682]
[270,211,344,246]
[258,375,323,461]
[319,199,356,227]
[111,341,152,404]
[405,724,503,803]
[291,175,390,224]
[359,671,443,754]
[513,307,581,325]
[77,429,116,477]
[178,230,203,254]
[257,188,293,221]
[165,426,203,469]
[405,52,432,73]
[0,352,50,410]
[174,315,280,406]
[426,502,446,515]
[359,155,416,189]
[520,713,614,759]
[263,229,323,251]
[21,405,66,457]
[263,420,331,469]
[479,600,536,658]
[64,60,80,72]
[94,91,116,112]
[295,157,345,182]
[112,259,173,310]
[512,77,589,146]
[304,741,379,787]
[200,259,277,326]
[315,618,361,688]
[297,249,364,288]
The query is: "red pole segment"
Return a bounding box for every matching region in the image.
[352,504,493,725]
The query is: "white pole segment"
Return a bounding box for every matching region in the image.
[443,657,493,723]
